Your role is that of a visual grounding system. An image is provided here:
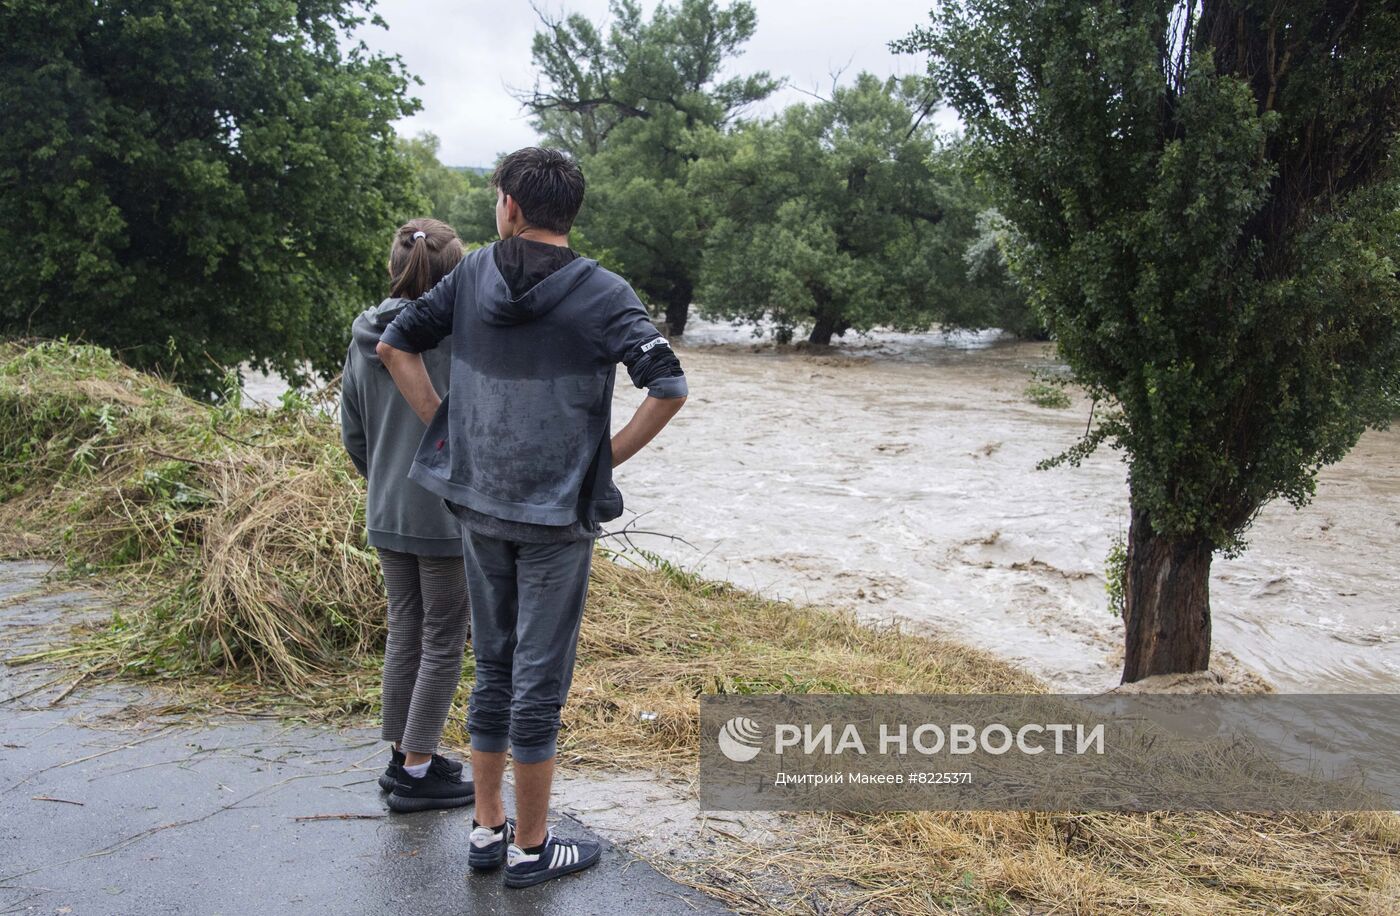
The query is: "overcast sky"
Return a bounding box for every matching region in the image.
[354,0,960,167]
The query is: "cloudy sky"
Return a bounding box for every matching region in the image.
[353,0,960,167]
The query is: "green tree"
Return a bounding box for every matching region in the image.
[961,208,1046,339]
[695,73,1010,345]
[398,133,497,245]
[900,1,1400,681]
[519,0,779,333]
[0,0,421,394]
[399,133,468,220]
[442,172,501,248]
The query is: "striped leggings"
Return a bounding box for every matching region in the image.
[377,548,471,755]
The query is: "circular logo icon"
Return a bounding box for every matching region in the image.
[717,716,763,762]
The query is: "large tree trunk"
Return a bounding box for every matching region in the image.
[1121,504,1213,683]
[663,284,692,337]
[808,313,849,346]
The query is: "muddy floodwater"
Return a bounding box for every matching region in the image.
[247,321,1399,692]
[605,321,1400,693]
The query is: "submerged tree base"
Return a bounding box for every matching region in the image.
[1122,506,1214,683]
[2,340,1396,914]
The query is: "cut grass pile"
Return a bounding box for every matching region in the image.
[0,340,382,693]
[1,339,1395,914]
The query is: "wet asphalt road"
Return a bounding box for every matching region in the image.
[0,562,729,916]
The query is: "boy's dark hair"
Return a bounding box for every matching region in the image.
[491,147,585,234]
[389,218,464,300]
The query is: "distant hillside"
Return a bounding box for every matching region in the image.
[447,165,491,177]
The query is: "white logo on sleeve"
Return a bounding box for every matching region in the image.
[640,336,670,353]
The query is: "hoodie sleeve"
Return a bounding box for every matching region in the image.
[603,286,689,400]
[339,346,369,477]
[379,263,459,354]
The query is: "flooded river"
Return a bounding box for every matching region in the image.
[607,321,1400,693]
[248,320,1400,692]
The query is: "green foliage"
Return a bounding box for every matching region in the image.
[0,0,421,396]
[1104,534,1127,619]
[445,172,501,247]
[521,0,779,329]
[577,112,717,320]
[1024,378,1072,409]
[399,133,466,223]
[695,73,1025,344]
[523,0,778,158]
[902,1,1400,553]
[397,133,498,245]
[523,1,1035,340]
[962,208,1047,339]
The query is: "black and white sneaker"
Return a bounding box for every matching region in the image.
[504,830,601,888]
[387,755,475,813]
[378,747,463,792]
[468,818,515,871]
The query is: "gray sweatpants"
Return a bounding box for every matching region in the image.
[378,548,472,755]
[460,529,593,765]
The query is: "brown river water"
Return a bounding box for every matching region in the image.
[247,320,1400,692]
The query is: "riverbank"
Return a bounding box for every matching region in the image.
[4,340,1398,914]
[242,319,1400,693]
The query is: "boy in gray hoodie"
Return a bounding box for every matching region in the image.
[377,148,687,887]
[341,217,476,814]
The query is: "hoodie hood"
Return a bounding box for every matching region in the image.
[481,240,597,327]
[352,298,415,366]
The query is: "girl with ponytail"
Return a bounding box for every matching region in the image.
[340,218,476,812]
[389,218,463,300]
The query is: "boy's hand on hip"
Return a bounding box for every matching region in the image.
[612,395,686,467]
[376,341,441,425]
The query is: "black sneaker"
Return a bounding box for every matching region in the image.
[387,755,475,813]
[468,817,515,871]
[378,746,405,792]
[378,747,463,792]
[504,830,601,888]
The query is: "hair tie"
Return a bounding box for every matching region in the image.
[411,230,426,241]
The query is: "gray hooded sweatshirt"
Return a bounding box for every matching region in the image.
[340,299,460,556]
[378,239,687,531]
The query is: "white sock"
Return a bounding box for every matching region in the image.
[403,760,430,778]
